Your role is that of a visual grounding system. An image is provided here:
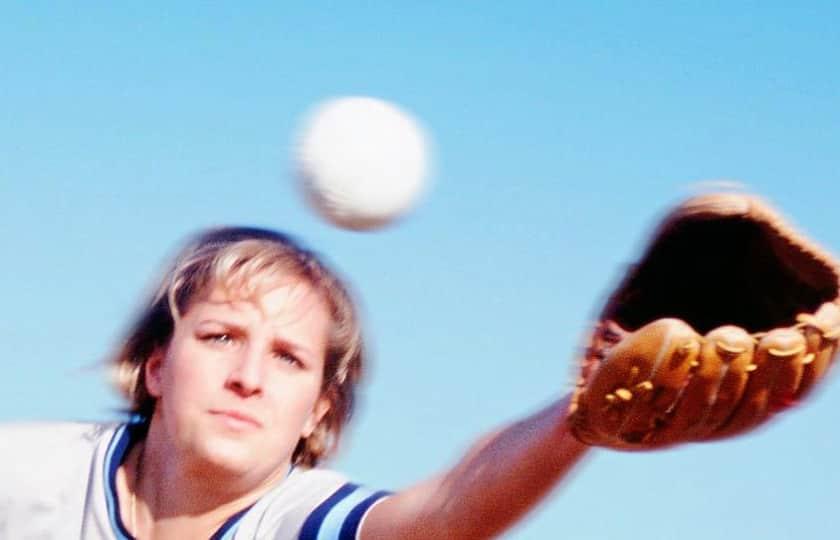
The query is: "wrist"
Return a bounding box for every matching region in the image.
[554,394,593,454]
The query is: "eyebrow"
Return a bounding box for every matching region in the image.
[197,318,318,362]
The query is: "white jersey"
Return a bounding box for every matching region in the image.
[0,422,389,539]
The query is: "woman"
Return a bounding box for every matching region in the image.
[0,226,589,539]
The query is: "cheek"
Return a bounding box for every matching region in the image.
[162,342,221,402]
[266,375,324,422]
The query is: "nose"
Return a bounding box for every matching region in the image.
[226,345,264,397]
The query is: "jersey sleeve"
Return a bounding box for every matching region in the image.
[232,468,390,540]
[297,482,391,540]
[0,422,110,539]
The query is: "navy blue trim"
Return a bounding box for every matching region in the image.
[298,483,358,540]
[209,502,255,540]
[338,490,391,540]
[105,423,144,540]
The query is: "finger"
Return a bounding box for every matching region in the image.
[618,319,700,445]
[795,302,840,401]
[711,329,805,439]
[648,326,750,445]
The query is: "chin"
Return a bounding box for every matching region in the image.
[195,434,291,478]
[196,437,258,473]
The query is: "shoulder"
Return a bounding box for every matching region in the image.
[0,421,115,450]
[0,421,115,475]
[0,421,118,538]
[236,468,391,540]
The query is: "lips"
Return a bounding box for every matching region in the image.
[209,409,263,429]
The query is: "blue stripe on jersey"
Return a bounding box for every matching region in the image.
[298,483,392,540]
[298,483,356,539]
[103,424,134,540]
[210,465,294,539]
[338,490,391,540]
[210,503,255,540]
[299,483,356,539]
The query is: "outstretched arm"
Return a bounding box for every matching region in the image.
[360,394,590,540]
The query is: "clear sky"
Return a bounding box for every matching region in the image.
[2,2,839,539]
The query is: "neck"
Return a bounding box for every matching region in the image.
[123,418,291,539]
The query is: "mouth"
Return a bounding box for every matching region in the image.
[208,409,263,430]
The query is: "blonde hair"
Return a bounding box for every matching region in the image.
[110,227,364,467]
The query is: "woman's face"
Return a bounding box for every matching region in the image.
[145,277,331,479]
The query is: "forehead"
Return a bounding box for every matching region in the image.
[189,276,331,327]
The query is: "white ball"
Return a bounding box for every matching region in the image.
[295,96,431,231]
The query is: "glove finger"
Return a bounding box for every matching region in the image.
[618,320,700,445]
[578,319,678,445]
[711,329,806,439]
[795,302,840,401]
[568,322,629,444]
[648,326,750,445]
[691,328,756,439]
[767,334,809,412]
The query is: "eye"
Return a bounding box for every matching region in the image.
[200,332,237,346]
[273,349,303,368]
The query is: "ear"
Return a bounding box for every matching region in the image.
[144,348,166,398]
[302,396,331,438]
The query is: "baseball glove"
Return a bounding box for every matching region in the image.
[568,192,840,449]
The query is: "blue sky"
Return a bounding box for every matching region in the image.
[2,2,839,538]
